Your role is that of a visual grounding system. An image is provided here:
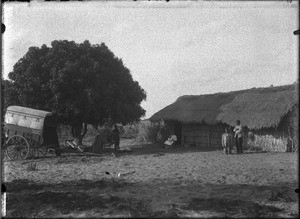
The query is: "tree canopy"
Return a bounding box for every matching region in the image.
[3,40,147,126]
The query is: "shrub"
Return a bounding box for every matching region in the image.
[135,122,161,143]
[120,123,139,139]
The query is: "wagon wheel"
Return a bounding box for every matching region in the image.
[5,135,30,160]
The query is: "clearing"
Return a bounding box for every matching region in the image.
[3,139,299,218]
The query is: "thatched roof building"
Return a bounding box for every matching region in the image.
[150,84,298,130]
[150,84,298,152]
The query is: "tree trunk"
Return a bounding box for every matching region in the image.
[71,122,87,146]
[79,123,87,145]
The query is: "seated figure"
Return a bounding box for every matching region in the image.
[164,131,177,148]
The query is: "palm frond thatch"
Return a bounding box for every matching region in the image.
[150,84,298,130]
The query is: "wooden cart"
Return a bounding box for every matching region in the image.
[4,106,60,160]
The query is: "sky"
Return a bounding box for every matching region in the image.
[2,1,299,119]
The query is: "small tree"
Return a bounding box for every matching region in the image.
[4,40,147,145]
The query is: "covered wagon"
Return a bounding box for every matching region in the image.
[4,105,61,160]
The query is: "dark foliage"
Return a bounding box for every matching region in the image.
[3,40,146,126]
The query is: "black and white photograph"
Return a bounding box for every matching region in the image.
[1,0,299,218]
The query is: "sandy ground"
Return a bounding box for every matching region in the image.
[3,138,299,218]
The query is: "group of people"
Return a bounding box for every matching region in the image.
[98,124,121,151]
[70,123,121,152]
[113,119,244,153]
[160,119,244,154]
[222,119,243,154]
[73,119,243,153]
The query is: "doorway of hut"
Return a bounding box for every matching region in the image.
[174,122,182,145]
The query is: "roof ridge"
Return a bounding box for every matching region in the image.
[177,83,295,101]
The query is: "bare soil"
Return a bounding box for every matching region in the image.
[3,139,299,218]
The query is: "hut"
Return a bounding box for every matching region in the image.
[149,84,298,152]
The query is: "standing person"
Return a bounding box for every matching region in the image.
[233,120,243,154]
[221,128,232,154]
[111,124,120,151]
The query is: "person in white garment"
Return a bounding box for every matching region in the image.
[164,131,177,147]
[222,128,232,154]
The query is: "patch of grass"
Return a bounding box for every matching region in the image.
[186,197,282,218]
[269,190,298,203]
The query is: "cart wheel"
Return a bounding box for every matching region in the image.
[5,135,30,160]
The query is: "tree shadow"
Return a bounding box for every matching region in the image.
[5,178,297,218]
[186,197,281,218]
[5,178,151,218]
[114,143,223,157]
[242,150,269,154]
[9,144,276,162]
[115,144,276,157]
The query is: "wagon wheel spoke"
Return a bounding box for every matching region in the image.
[10,152,16,160]
[12,150,19,160]
[17,140,29,159]
[16,151,21,160]
[19,147,29,157]
[20,146,29,152]
[6,145,16,153]
[21,150,27,158]
[18,142,28,150]
[10,150,18,160]
[5,135,30,160]
[6,145,17,160]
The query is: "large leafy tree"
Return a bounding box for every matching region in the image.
[3,40,146,144]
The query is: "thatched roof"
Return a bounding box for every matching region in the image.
[150,84,298,130]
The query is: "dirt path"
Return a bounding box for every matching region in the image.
[3,142,299,218]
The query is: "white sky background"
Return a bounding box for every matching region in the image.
[2,1,299,119]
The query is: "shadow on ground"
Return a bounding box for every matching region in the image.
[116,143,222,157]
[106,143,273,158]
[23,137,272,159]
[5,178,298,218]
[5,179,150,218]
[185,197,281,218]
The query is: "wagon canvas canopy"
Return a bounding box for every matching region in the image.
[5,105,53,133]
